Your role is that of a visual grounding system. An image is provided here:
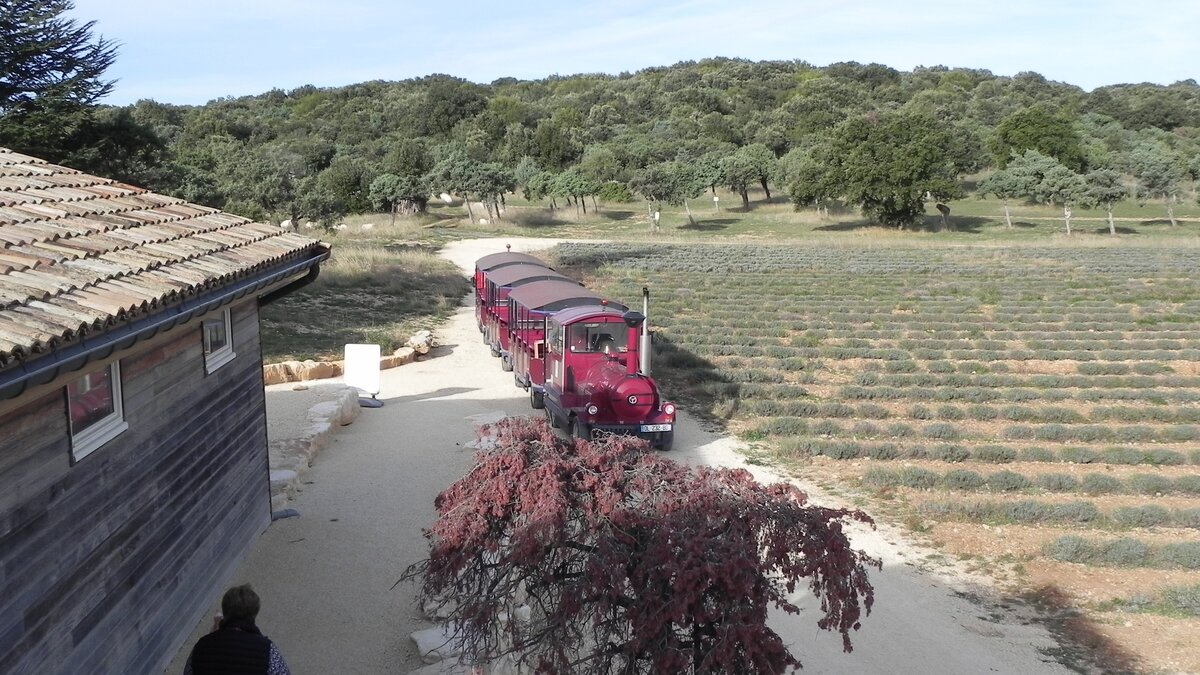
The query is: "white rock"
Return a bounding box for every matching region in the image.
[440,192,455,204]
[478,218,490,225]
[361,222,375,231]
[334,224,348,230]
[406,330,434,355]
[280,219,294,230]
[411,623,465,664]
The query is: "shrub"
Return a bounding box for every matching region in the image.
[811,420,842,436]
[1004,425,1035,440]
[908,405,933,420]
[1127,474,1172,495]
[897,466,940,489]
[1020,447,1056,462]
[1112,505,1171,528]
[930,444,971,462]
[851,421,882,438]
[927,361,955,374]
[936,405,965,420]
[1037,473,1079,492]
[1034,424,1069,441]
[885,423,916,439]
[941,469,985,490]
[862,467,900,488]
[864,443,902,460]
[1160,585,1200,616]
[923,423,960,440]
[1190,449,1200,465]
[884,360,918,373]
[1081,473,1122,495]
[1154,542,1200,569]
[974,445,1017,463]
[967,405,998,421]
[820,442,863,460]
[1147,449,1186,466]
[1046,501,1102,523]
[986,470,1032,492]
[1094,538,1155,566]
[1174,508,1200,529]
[1100,447,1151,465]
[1059,447,1099,464]
[1043,535,1093,563]
[1174,475,1200,495]
[857,403,890,419]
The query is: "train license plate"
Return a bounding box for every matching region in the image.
[640,424,672,433]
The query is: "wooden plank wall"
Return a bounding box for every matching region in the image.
[0,300,272,675]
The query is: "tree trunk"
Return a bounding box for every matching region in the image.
[739,188,749,210]
[591,195,598,212]
[1166,199,1177,227]
[1107,208,1116,235]
[483,199,494,222]
[389,203,397,227]
[683,199,695,225]
[760,177,771,200]
[1002,201,1013,228]
[1063,205,1072,236]
[464,197,475,222]
[580,195,586,214]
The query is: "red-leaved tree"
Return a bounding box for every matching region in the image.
[403,416,878,674]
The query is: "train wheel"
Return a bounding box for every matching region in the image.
[571,418,590,442]
[530,389,545,409]
[546,408,561,428]
[501,354,513,371]
[490,345,500,358]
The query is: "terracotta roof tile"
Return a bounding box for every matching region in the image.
[0,146,326,367]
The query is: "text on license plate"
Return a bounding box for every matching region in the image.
[640,424,672,433]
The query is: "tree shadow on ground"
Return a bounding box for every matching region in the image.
[1138,219,1177,226]
[1016,584,1142,675]
[814,216,989,233]
[507,211,569,229]
[597,210,637,221]
[1088,226,1139,235]
[678,219,733,231]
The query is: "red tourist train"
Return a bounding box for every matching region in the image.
[473,249,676,450]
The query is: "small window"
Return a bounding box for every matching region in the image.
[203,308,235,373]
[67,362,127,461]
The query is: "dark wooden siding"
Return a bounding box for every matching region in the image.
[0,300,271,675]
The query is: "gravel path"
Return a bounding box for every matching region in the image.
[167,238,1077,674]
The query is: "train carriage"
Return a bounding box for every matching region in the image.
[473,251,549,329]
[480,264,577,362]
[506,280,625,392]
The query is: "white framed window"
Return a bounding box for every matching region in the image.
[203,308,235,373]
[67,361,128,461]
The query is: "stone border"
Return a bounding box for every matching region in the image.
[262,346,418,386]
[267,386,362,512]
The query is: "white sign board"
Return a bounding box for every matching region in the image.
[344,343,381,397]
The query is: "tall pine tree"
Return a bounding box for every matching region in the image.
[0,0,118,162]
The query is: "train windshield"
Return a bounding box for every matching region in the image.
[568,322,627,354]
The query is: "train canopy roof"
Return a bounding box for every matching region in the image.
[475,251,547,271]
[508,279,627,312]
[486,263,575,287]
[548,304,630,326]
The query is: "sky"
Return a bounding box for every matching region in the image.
[69,0,1200,106]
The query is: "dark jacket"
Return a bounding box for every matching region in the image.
[187,618,272,675]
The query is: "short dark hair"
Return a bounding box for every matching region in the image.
[221,584,261,623]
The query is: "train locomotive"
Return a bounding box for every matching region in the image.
[474,249,676,450]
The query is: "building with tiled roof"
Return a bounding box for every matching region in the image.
[0,147,329,675]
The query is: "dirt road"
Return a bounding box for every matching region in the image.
[169,238,1077,674]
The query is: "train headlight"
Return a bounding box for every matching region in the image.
[663,403,676,416]
[586,404,599,416]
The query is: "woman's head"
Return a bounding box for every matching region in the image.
[221,584,261,623]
